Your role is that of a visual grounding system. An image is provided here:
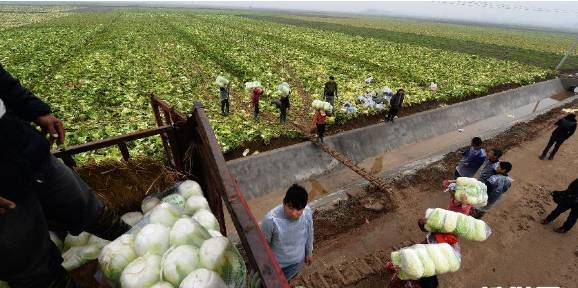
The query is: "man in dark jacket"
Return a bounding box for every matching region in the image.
[323,76,337,106]
[386,89,405,122]
[539,113,576,160]
[541,177,578,233]
[0,64,130,288]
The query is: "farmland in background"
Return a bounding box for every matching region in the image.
[1,6,576,161]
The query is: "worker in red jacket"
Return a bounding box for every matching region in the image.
[252,87,263,121]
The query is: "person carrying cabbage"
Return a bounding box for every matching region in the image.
[312,107,327,143]
[442,180,473,215]
[473,161,513,219]
[219,82,230,116]
[384,219,460,288]
[0,64,131,288]
[260,184,314,281]
[454,137,487,178]
[252,86,263,121]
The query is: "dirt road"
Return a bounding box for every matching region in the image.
[293,103,578,287]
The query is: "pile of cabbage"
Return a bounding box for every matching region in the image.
[391,243,461,280]
[425,208,492,241]
[98,180,246,288]
[311,99,333,114]
[244,81,261,90]
[276,82,291,97]
[450,177,488,208]
[215,76,229,88]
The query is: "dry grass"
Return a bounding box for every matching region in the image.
[76,157,182,213]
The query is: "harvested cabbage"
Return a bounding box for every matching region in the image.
[49,231,63,251]
[99,235,137,281]
[425,208,491,241]
[135,224,170,256]
[193,210,220,232]
[161,245,200,286]
[179,268,227,288]
[122,211,144,227]
[400,249,423,280]
[178,180,203,199]
[170,218,210,247]
[150,203,180,227]
[151,282,174,288]
[184,196,210,216]
[162,194,186,210]
[142,197,161,214]
[64,232,91,248]
[199,237,230,271]
[120,254,161,288]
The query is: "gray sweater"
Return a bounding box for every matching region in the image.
[261,205,314,268]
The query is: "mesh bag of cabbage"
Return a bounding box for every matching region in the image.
[452,177,488,208]
[98,180,247,288]
[424,208,492,241]
[390,243,460,280]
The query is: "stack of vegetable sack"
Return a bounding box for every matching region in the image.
[452,177,488,208]
[425,208,492,241]
[311,99,334,124]
[276,82,290,97]
[244,81,261,91]
[390,243,461,280]
[215,76,229,88]
[98,180,246,288]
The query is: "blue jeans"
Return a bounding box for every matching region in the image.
[281,261,304,280]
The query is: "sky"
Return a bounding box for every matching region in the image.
[195,1,578,33]
[5,0,578,33]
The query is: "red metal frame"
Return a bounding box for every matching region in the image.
[51,95,289,287]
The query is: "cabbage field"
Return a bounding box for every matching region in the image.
[1,6,576,161]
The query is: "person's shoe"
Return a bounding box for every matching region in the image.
[539,155,546,160]
[554,227,568,233]
[540,219,551,225]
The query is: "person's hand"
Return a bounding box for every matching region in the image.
[0,196,16,214]
[35,114,65,147]
[305,256,313,266]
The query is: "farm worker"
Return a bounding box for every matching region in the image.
[472,161,513,219]
[442,180,473,215]
[386,89,405,122]
[384,219,459,288]
[261,184,314,281]
[312,108,327,143]
[279,91,291,124]
[252,86,263,121]
[539,113,576,160]
[323,76,338,106]
[477,148,503,183]
[219,82,230,116]
[541,177,578,233]
[0,64,131,288]
[454,137,486,178]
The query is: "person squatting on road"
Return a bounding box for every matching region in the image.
[0,64,131,288]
